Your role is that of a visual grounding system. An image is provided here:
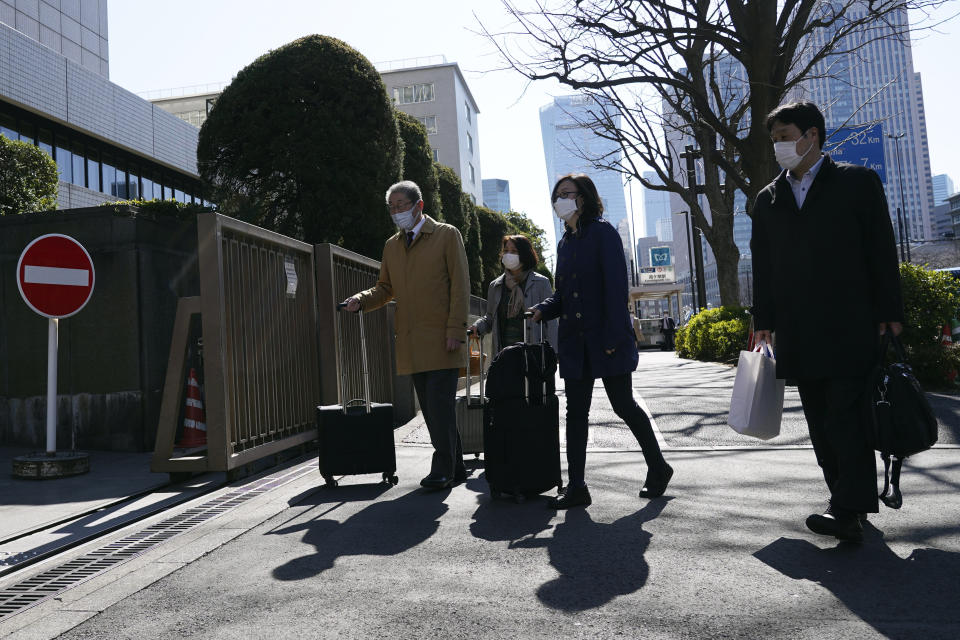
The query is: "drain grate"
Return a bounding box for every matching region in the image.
[0,461,316,620]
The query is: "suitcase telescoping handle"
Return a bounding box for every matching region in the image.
[465,328,484,403]
[335,302,372,415]
[522,311,547,402]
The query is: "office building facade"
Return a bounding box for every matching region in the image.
[482,178,511,212]
[795,3,934,240]
[933,174,955,206]
[1,0,109,78]
[540,94,632,264]
[379,59,482,204]
[0,15,202,209]
[642,171,672,239]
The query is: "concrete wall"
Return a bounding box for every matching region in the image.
[0,207,200,451]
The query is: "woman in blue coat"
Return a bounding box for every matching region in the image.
[532,174,673,509]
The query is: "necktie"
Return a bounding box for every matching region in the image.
[406,231,414,247]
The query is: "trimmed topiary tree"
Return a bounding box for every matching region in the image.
[395,112,442,220]
[435,163,484,294]
[476,205,511,292]
[0,135,58,215]
[197,35,402,259]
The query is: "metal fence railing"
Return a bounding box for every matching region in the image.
[314,243,400,413]
[153,213,320,474]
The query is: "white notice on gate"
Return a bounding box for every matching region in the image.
[284,257,298,298]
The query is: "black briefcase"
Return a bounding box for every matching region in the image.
[865,333,938,508]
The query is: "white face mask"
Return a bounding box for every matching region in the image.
[391,205,419,231]
[553,197,579,222]
[774,130,815,171]
[501,253,521,270]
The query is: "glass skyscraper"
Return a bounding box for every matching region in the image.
[794,3,933,240]
[539,95,632,265]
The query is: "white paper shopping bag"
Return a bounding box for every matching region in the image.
[727,343,785,440]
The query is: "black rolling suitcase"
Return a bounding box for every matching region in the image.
[483,313,562,502]
[316,304,398,488]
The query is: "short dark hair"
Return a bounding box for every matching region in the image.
[551,173,604,220]
[502,234,538,271]
[765,101,826,149]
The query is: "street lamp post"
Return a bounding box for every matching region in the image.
[677,210,698,312]
[679,144,708,311]
[887,132,911,263]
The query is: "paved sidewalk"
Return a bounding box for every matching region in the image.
[3,351,959,639]
[3,445,956,639]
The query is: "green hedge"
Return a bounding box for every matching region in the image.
[675,306,750,364]
[99,198,213,219]
[899,263,960,387]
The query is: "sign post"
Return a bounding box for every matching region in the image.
[13,234,95,478]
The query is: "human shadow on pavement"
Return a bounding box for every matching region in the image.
[268,488,449,581]
[514,498,670,612]
[754,524,960,638]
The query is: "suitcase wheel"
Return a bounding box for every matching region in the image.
[382,473,399,486]
[323,475,338,488]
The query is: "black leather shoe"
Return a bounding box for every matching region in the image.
[420,474,453,490]
[826,503,868,524]
[452,469,468,485]
[549,485,591,509]
[640,462,674,499]
[806,511,863,542]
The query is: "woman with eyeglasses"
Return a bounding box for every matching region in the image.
[531,173,673,509]
[470,234,557,354]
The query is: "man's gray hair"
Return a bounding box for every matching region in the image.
[385,180,422,205]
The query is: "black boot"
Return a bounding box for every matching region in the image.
[639,462,674,499]
[550,485,592,509]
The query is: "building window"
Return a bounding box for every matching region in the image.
[417,115,438,134]
[469,162,476,184]
[393,83,435,105]
[1,100,205,205]
[467,132,473,154]
[432,149,439,162]
[464,101,471,123]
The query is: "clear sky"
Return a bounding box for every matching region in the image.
[108,1,959,253]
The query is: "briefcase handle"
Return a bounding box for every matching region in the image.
[878,332,908,365]
[335,302,372,415]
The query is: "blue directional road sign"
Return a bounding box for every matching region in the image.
[649,246,672,267]
[827,124,886,183]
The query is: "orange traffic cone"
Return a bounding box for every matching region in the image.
[176,368,207,447]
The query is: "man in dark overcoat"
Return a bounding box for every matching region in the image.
[751,101,904,543]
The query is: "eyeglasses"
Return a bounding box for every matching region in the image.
[388,200,415,213]
[553,190,579,201]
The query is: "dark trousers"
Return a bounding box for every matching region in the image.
[411,368,465,479]
[797,377,879,513]
[563,372,665,489]
[661,330,676,350]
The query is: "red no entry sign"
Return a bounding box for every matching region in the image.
[17,234,95,318]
